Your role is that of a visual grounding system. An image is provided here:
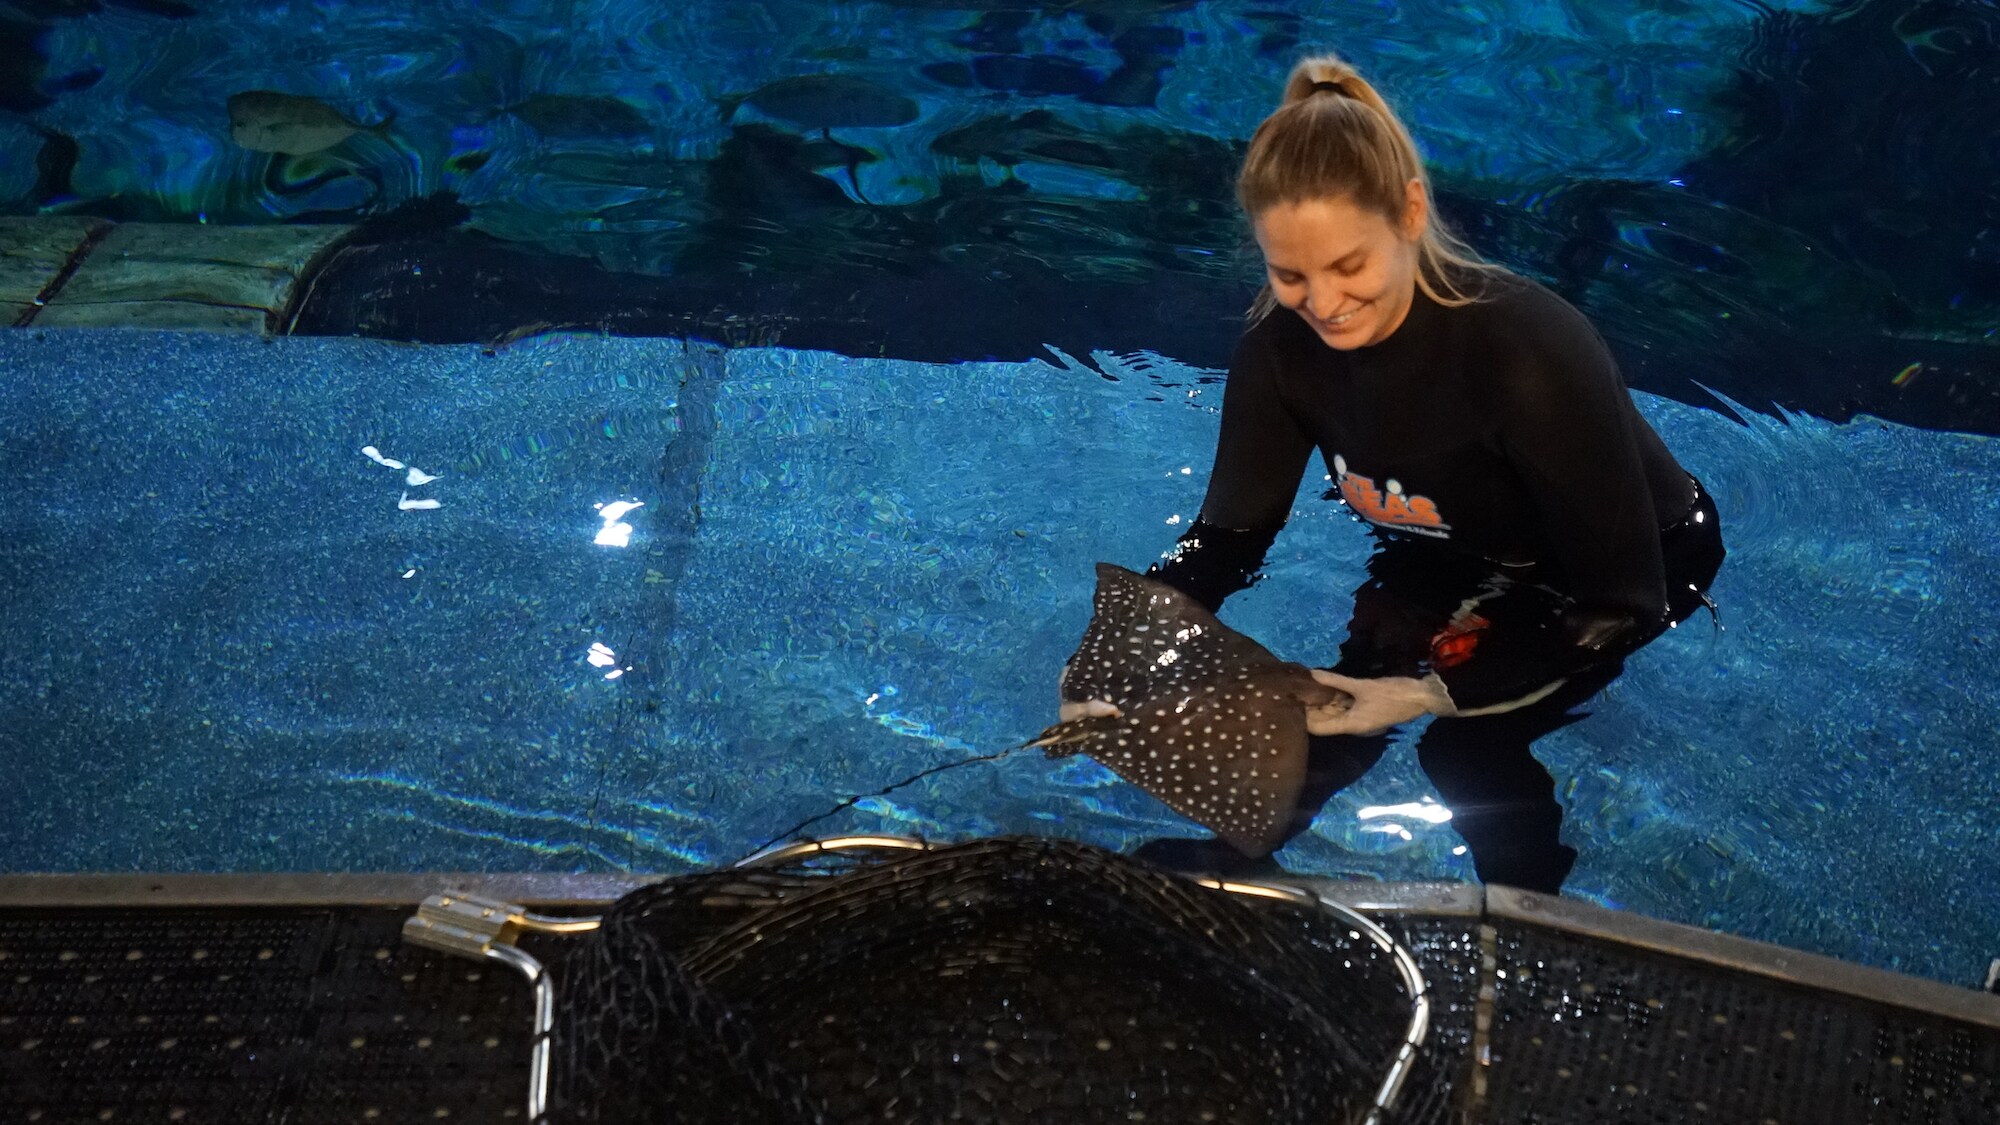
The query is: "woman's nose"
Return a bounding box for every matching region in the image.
[1305,285,1342,320]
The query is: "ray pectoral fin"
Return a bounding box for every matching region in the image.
[1075,693,1312,858]
[1191,697,1310,856]
[1047,561,1316,853]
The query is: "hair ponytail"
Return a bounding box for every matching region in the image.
[1241,54,1500,319]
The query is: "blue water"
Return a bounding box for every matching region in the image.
[1,327,1996,987]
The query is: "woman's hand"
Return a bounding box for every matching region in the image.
[1055,661,1123,724]
[1304,670,1454,737]
[1058,698,1122,724]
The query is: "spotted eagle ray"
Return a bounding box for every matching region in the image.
[1032,563,1351,856]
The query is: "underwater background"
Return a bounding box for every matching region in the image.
[4,0,1996,429]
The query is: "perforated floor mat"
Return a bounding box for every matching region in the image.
[1481,923,2000,1125]
[0,908,529,1124]
[5,903,1994,1124]
[1389,916,1482,1125]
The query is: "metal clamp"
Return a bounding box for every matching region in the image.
[403,892,605,1124]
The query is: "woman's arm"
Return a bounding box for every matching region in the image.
[1406,287,1672,716]
[1491,293,1669,627]
[1148,326,1316,612]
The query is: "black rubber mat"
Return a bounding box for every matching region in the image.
[0,908,530,1125]
[6,902,1994,1124]
[1482,923,2000,1125]
[2,897,1459,1125]
[1389,916,1483,1125]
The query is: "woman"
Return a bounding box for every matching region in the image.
[1123,54,1725,892]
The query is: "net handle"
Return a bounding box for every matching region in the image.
[734,834,935,868]
[1197,877,1433,1125]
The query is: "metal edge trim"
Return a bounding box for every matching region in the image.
[1291,879,1487,917]
[10,870,1993,1032]
[1487,885,2000,1031]
[0,868,1460,911]
[0,872,665,909]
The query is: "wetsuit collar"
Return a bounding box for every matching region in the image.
[1352,281,1440,362]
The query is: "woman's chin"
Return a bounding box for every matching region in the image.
[1311,321,1365,349]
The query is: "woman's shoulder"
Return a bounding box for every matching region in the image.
[1449,269,1609,355]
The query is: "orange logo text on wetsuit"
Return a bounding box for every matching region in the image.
[1332,454,1451,539]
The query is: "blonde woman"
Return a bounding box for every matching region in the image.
[1132,55,1725,890]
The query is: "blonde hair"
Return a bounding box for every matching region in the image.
[1240,54,1500,320]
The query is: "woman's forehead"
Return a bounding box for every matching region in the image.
[1254,198,1396,256]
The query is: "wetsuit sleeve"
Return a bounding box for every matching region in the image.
[1147,327,1314,613]
[1492,297,1668,627]
[1425,297,1669,713]
[1147,520,1282,615]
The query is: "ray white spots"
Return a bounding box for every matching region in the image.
[1040,563,1354,855]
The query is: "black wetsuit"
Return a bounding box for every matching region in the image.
[1147,272,1725,891]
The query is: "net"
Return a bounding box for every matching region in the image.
[548,836,1422,1125]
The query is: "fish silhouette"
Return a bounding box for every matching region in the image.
[227,91,394,155]
[716,75,916,205]
[1034,563,1351,856]
[503,94,651,140]
[721,74,920,131]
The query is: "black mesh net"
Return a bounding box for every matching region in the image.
[549,836,1420,1125]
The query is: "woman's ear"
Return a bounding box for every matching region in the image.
[1401,178,1429,241]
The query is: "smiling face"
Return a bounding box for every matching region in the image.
[1253,182,1427,350]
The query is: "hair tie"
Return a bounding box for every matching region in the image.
[1310,80,1346,97]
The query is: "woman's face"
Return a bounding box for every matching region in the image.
[1253,183,1427,350]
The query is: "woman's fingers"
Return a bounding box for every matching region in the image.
[1309,667,1365,693]
[1308,707,1399,738]
[1058,698,1122,723]
[1304,700,1358,736]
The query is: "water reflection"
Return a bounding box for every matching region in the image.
[593,498,643,546]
